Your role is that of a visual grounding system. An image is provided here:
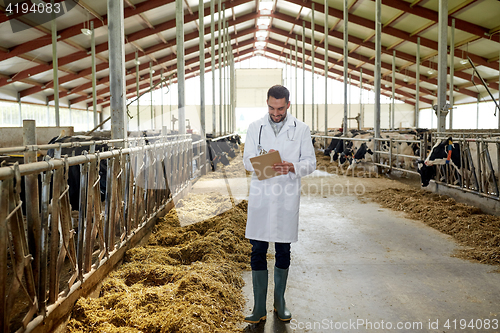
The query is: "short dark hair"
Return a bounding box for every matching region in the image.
[267,85,290,104]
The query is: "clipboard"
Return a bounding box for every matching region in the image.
[249,150,282,180]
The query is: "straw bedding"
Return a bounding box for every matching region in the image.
[67,194,251,333]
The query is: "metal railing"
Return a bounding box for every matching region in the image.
[429,132,500,199]
[0,132,195,333]
[311,134,424,176]
[373,137,423,176]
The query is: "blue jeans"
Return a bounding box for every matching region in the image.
[250,239,291,271]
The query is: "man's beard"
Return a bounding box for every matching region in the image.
[270,114,286,123]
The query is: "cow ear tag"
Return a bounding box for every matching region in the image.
[446,140,453,164]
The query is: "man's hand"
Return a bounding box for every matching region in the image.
[273,161,295,175]
[268,150,295,174]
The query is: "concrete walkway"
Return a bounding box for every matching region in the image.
[241,173,500,333]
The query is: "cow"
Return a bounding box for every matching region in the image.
[330,139,354,165]
[417,137,461,187]
[347,142,374,170]
[47,135,109,211]
[324,133,342,156]
[206,139,230,171]
[376,132,420,175]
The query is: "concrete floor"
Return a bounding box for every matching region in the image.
[239,173,500,333]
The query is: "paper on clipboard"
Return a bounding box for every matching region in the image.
[249,150,282,180]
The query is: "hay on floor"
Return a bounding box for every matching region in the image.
[67,194,251,333]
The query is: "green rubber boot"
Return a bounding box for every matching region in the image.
[244,270,268,323]
[273,266,292,321]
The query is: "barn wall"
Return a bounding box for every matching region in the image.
[290,103,416,131]
[0,86,101,113]
[236,68,283,108]
[0,126,74,148]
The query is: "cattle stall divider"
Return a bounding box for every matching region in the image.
[372,137,423,176]
[0,133,202,333]
[429,132,500,200]
[311,134,424,176]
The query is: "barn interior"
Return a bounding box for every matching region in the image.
[1,0,500,332]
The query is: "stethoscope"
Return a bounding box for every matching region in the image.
[257,121,297,155]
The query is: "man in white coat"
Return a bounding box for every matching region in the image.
[243,85,316,323]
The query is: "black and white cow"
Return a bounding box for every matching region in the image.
[205,135,241,171]
[47,135,109,211]
[330,139,353,165]
[347,142,374,170]
[417,137,461,187]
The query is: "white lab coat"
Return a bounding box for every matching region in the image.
[243,114,316,243]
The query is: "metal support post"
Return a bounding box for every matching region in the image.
[222,5,226,135]
[392,50,396,129]
[223,9,227,135]
[324,1,328,135]
[150,61,154,130]
[23,120,41,312]
[199,0,205,138]
[211,0,216,136]
[176,0,186,134]
[295,35,298,119]
[449,18,455,129]
[218,0,222,136]
[290,46,293,116]
[91,21,97,128]
[436,0,448,132]
[46,97,50,125]
[343,0,348,134]
[360,68,364,128]
[302,21,306,123]
[230,48,234,132]
[108,0,127,141]
[135,51,140,131]
[416,37,420,127]
[311,2,315,132]
[17,93,22,126]
[161,69,164,129]
[51,0,60,127]
[374,0,381,164]
[349,74,351,121]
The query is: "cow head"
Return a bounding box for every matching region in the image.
[411,142,420,157]
[424,137,460,170]
[416,159,435,187]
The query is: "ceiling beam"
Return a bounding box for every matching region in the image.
[283,0,499,71]
[91,42,256,108]
[270,12,481,98]
[375,0,497,43]
[264,46,417,105]
[13,8,258,98]
[0,0,178,62]
[265,37,432,105]
[71,34,257,106]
